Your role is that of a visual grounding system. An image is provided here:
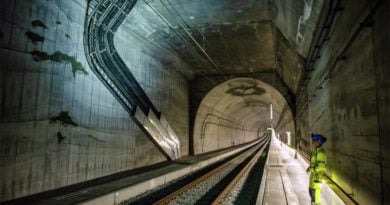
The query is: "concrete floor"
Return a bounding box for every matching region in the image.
[260,138,346,205]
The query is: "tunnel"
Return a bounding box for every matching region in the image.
[0,0,389,204]
[193,77,294,153]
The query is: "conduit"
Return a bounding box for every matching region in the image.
[84,0,180,160]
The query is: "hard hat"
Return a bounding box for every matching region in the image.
[311,133,327,145]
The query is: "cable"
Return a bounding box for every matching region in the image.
[143,0,227,79]
[167,0,212,49]
[141,0,221,85]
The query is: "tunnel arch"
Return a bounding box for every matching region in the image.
[193,77,295,154]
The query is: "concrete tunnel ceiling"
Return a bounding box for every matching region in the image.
[117,0,326,94]
[113,0,325,154]
[1,0,389,204]
[193,78,294,154]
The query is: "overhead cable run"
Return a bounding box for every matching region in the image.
[120,15,218,84]
[292,0,341,123]
[280,0,385,132]
[143,0,228,80]
[125,7,219,85]
[84,0,181,160]
[165,0,212,49]
[159,0,224,84]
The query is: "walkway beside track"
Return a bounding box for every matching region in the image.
[257,137,345,205]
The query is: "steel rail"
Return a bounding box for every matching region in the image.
[153,136,269,205]
[211,139,269,205]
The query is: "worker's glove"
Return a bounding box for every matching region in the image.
[306,167,314,173]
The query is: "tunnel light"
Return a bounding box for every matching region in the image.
[286,131,291,145]
[270,104,273,119]
[267,128,276,138]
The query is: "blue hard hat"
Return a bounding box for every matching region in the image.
[311,133,327,145]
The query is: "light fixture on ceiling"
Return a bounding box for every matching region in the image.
[189,16,194,19]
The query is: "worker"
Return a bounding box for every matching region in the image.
[306,133,327,205]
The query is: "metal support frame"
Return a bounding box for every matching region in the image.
[84,0,180,160]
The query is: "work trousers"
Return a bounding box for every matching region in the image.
[309,186,322,205]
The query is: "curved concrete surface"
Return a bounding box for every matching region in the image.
[0,0,389,204]
[193,78,295,154]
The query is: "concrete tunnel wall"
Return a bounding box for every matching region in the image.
[0,0,189,202]
[193,78,295,154]
[0,0,389,204]
[295,0,390,204]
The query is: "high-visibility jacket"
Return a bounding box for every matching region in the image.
[309,147,327,188]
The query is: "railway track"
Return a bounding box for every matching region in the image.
[121,135,270,205]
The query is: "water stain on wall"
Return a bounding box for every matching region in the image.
[30,50,88,77]
[49,111,78,127]
[30,50,49,60]
[31,20,47,28]
[226,80,265,96]
[56,131,66,143]
[226,86,265,96]
[25,31,44,43]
